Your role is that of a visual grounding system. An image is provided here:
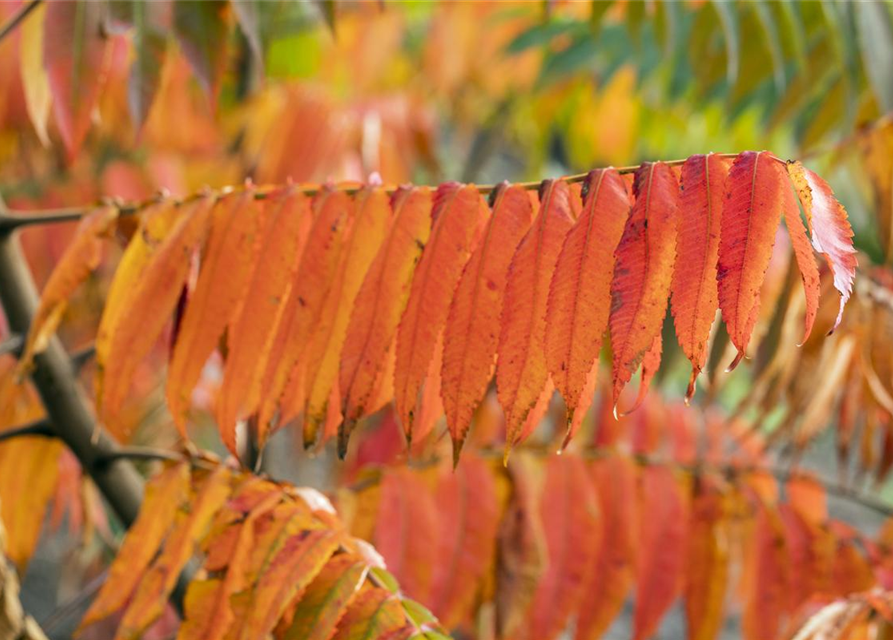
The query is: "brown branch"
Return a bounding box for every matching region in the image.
[0,0,41,44]
[0,152,766,231]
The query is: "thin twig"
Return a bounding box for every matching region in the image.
[0,418,54,443]
[0,0,41,44]
[71,343,96,371]
[93,446,189,468]
[0,152,766,231]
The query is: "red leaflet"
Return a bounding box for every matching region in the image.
[633,464,689,640]
[373,468,439,605]
[441,183,534,464]
[781,180,821,345]
[546,169,630,435]
[575,453,639,640]
[339,187,432,457]
[619,332,662,418]
[429,454,502,628]
[394,183,487,441]
[610,162,678,410]
[498,180,575,457]
[526,455,599,640]
[787,161,858,332]
[670,154,728,402]
[717,152,785,370]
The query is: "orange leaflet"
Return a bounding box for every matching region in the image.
[497,180,575,457]
[526,455,599,640]
[575,453,639,640]
[429,454,502,628]
[742,501,789,640]
[43,0,110,158]
[226,530,341,640]
[96,201,179,375]
[670,154,728,402]
[99,196,215,436]
[179,490,283,640]
[339,187,432,457]
[18,205,118,375]
[787,161,858,332]
[329,586,408,640]
[394,183,487,441]
[609,162,678,410]
[257,189,353,446]
[410,335,445,450]
[166,191,263,436]
[684,476,730,640]
[441,183,534,464]
[546,169,630,438]
[116,466,233,639]
[303,188,392,445]
[77,463,190,631]
[781,180,821,345]
[373,468,439,605]
[281,554,369,640]
[716,151,785,371]
[216,191,312,454]
[632,465,689,640]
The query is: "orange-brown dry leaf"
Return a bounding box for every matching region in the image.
[429,454,502,628]
[373,468,439,605]
[546,168,630,436]
[96,200,180,412]
[575,453,638,640]
[787,161,858,332]
[526,455,599,640]
[498,180,575,458]
[116,466,233,640]
[216,192,312,451]
[18,205,118,375]
[225,530,341,640]
[78,463,190,631]
[303,188,392,445]
[633,465,689,640]
[257,190,353,445]
[280,554,369,640]
[394,183,487,440]
[339,187,432,456]
[670,154,728,401]
[441,183,534,463]
[178,490,283,640]
[166,192,264,436]
[99,196,215,435]
[781,180,822,345]
[610,162,678,408]
[717,152,785,369]
[684,476,731,640]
